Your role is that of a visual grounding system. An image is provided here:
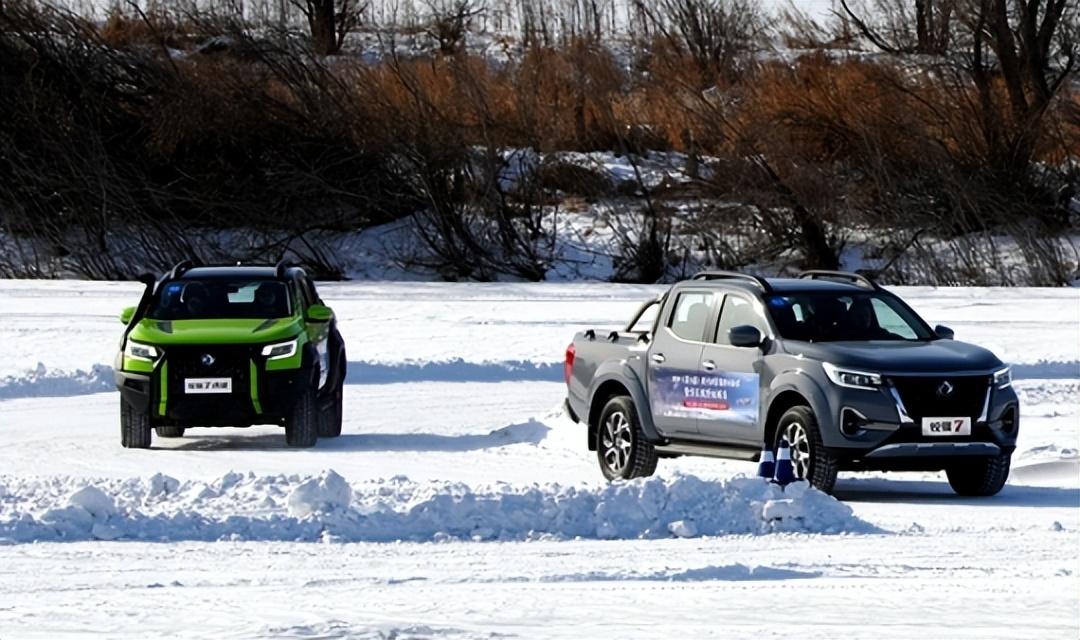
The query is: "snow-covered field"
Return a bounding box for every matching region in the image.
[0,281,1078,638]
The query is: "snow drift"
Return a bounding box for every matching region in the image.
[0,471,877,544]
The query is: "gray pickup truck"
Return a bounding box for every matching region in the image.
[564,271,1019,496]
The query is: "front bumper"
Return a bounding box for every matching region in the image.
[817,376,1020,469]
[115,345,313,427]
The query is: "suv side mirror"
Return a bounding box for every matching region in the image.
[306,304,332,323]
[934,324,955,340]
[729,325,763,348]
[120,306,136,325]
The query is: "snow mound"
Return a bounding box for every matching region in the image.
[0,472,877,544]
[0,363,114,400]
[288,471,352,517]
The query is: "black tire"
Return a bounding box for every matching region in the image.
[318,387,343,438]
[774,405,839,494]
[285,384,318,448]
[155,426,185,438]
[121,401,152,449]
[945,454,1011,496]
[596,396,658,481]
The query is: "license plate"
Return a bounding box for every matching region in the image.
[921,417,971,436]
[184,378,232,394]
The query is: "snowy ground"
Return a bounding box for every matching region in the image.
[0,281,1078,638]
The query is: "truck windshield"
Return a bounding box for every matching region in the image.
[765,292,934,342]
[147,279,292,320]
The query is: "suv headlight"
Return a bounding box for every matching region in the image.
[993,366,1011,389]
[124,340,159,362]
[823,362,883,391]
[261,338,298,360]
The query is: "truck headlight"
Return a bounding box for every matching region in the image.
[823,362,882,391]
[261,338,298,360]
[993,367,1011,389]
[124,340,159,362]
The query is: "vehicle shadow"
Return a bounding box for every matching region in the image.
[834,477,1080,508]
[161,419,551,453]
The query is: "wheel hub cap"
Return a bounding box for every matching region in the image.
[783,421,811,479]
[601,411,633,474]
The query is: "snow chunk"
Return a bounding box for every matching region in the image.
[68,486,117,520]
[288,470,353,518]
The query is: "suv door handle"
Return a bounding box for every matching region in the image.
[650,353,666,364]
[702,360,717,371]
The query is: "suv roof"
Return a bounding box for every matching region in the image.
[180,266,280,280]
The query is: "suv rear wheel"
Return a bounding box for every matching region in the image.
[120,401,152,449]
[597,396,658,481]
[945,454,1010,496]
[775,406,838,493]
[155,427,185,438]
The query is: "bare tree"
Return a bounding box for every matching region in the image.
[290,0,367,55]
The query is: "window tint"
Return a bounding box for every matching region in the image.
[715,296,765,345]
[148,279,291,320]
[766,292,932,342]
[668,292,714,342]
[871,298,917,339]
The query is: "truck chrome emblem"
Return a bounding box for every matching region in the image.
[937,380,954,398]
[201,353,216,367]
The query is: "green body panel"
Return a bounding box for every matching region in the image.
[129,317,303,346]
[123,356,154,373]
[157,361,168,417]
[249,359,262,413]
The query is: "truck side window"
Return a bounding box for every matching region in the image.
[668,292,714,342]
[715,296,765,345]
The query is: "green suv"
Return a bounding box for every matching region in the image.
[114,261,347,448]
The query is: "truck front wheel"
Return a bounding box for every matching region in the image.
[775,406,838,494]
[120,401,152,449]
[597,396,658,481]
[285,384,318,448]
[945,454,1010,496]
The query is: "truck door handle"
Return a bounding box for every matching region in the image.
[702,360,717,371]
[650,353,666,364]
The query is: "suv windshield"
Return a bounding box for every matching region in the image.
[147,278,292,320]
[766,292,933,342]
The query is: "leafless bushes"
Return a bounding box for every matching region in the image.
[1,0,1077,283]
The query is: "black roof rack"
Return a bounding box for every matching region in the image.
[167,259,197,280]
[691,270,772,292]
[797,270,879,290]
[275,258,291,279]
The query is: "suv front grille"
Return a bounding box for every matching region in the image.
[160,345,258,421]
[889,375,989,422]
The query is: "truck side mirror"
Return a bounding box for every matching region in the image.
[729,325,763,348]
[120,306,136,325]
[934,324,955,340]
[306,304,332,323]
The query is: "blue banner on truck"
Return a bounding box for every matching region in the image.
[649,367,759,425]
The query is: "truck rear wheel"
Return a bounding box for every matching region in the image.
[775,406,838,494]
[120,401,152,449]
[945,454,1010,496]
[285,384,318,448]
[155,427,185,438]
[597,396,657,481]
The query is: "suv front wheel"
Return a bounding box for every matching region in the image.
[774,406,838,494]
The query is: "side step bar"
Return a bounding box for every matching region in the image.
[654,441,760,461]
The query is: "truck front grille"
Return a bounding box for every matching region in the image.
[889,375,989,421]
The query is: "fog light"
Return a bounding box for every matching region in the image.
[840,407,868,436]
[1000,407,1017,433]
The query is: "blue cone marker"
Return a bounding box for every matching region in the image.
[773,438,796,487]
